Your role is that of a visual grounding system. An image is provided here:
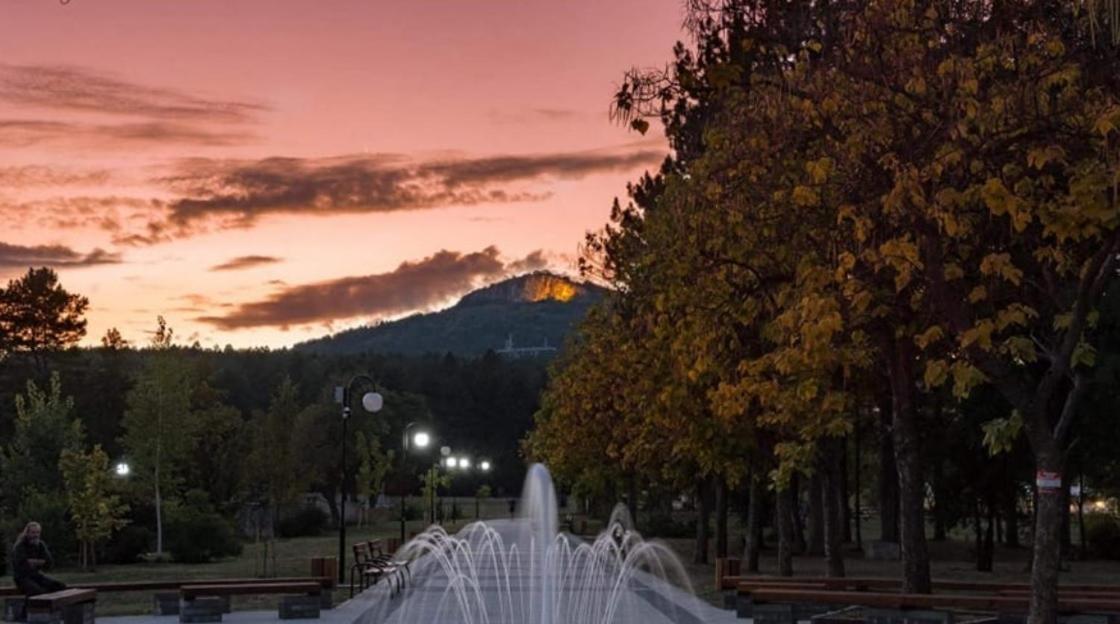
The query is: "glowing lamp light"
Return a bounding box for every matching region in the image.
[458,457,470,469]
[445,456,458,469]
[480,461,491,472]
[412,431,431,449]
[361,392,384,413]
[114,462,130,477]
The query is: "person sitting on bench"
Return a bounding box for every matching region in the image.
[12,522,66,617]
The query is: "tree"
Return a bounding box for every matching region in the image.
[59,445,129,569]
[100,327,129,350]
[354,431,393,517]
[245,376,310,514]
[0,268,89,371]
[0,373,84,512]
[120,317,196,557]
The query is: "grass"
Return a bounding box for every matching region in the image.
[12,506,1120,616]
[21,507,498,616]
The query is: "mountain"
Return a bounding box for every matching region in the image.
[295,272,607,356]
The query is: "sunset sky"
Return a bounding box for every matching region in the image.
[0,1,680,348]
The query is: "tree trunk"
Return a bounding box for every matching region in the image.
[824,439,846,577]
[1060,470,1072,561]
[715,476,728,558]
[155,478,163,556]
[878,393,900,543]
[745,474,764,573]
[1028,450,1066,624]
[808,472,825,555]
[840,436,851,544]
[888,339,931,593]
[627,473,639,531]
[694,478,710,565]
[791,475,807,554]
[1078,471,1087,559]
[931,460,947,541]
[1005,490,1020,547]
[777,485,795,577]
[855,422,863,550]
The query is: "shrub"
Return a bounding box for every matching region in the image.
[1084,513,1120,560]
[276,506,328,538]
[103,525,153,564]
[166,505,242,564]
[402,502,424,521]
[642,514,694,539]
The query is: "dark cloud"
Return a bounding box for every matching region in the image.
[507,250,549,273]
[210,255,282,271]
[0,195,162,233]
[154,147,663,232]
[0,119,254,148]
[196,246,546,330]
[0,241,121,271]
[0,64,266,122]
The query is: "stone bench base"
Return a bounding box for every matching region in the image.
[26,602,93,624]
[3,598,26,623]
[179,598,224,624]
[158,594,230,616]
[278,595,320,620]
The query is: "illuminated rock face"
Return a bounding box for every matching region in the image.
[459,272,594,306]
[521,273,578,302]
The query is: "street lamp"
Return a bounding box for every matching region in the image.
[400,422,432,542]
[114,462,131,477]
[475,459,492,518]
[335,374,383,583]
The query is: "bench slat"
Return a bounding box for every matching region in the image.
[27,589,96,609]
[181,583,320,599]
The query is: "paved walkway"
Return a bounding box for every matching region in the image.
[99,592,373,624]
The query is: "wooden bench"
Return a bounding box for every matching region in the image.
[25,589,95,624]
[745,588,1120,624]
[179,582,322,622]
[2,577,335,619]
[723,574,1120,593]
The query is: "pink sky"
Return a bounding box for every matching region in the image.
[0,0,680,348]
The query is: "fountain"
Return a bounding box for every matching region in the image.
[352,464,737,624]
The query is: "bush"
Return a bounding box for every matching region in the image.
[642,514,694,538]
[166,505,242,564]
[276,506,328,538]
[103,525,153,564]
[1085,513,1120,560]
[402,502,424,521]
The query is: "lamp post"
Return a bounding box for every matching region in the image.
[114,462,131,477]
[400,423,431,542]
[335,375,383,583]
[476,460,491,519]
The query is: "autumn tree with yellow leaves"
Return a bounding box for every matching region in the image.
[533,2,1119,623]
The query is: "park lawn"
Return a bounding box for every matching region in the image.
[28,522,437,616]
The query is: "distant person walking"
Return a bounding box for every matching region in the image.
[12,522,66,612]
